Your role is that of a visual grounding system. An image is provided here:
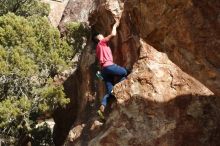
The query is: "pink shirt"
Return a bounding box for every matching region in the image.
[96,38,114,68]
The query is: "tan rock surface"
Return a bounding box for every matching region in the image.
[42,0,69,27]
[89,0,220,96]
[87,40,219,146]
[53,0,220,145]
[58,0,95,33]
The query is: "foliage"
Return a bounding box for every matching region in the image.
[31,123,53,146]
[0,0,50,17]
[0,13,72,145]
[36,79,70,113]
[65,22,89,54]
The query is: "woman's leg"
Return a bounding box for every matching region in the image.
[101,94,110,107]
[100,65,127,110]
[103,74,114,94]
[100,70,114,109]
[103,64,127,82]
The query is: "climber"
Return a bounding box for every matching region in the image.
[93,20,128,119]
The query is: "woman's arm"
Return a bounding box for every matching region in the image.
[104,20,120,41]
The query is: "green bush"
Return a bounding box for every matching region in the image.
[31,123,53,146]
[0,0,50,17]
[65,22,89,54]
[0,13,72,145]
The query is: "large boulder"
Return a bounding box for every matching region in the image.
[53,0,220,145]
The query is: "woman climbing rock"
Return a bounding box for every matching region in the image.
[93,19,128,119]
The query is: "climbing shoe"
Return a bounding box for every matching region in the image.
[97,110,105,120]
[96,71,103,80]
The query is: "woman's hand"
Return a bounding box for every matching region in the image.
[114,19,120,28]
[104,19,120,41]
[111,19,120,36]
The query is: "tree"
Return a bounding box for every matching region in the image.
[0,0,50,17]
[65,22,90,54]
[0,13,73,145]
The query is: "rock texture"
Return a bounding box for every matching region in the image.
[89,0,220,96]
[87,40,220,146]
[42,0,70,27]
[58,0,96,33]
[53,0,220,145]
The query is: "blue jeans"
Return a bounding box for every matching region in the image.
[101,64,127,106]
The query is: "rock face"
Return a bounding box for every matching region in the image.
[89,0,220,96]
[53,0,220,145]
[42,0,70,27]
[58,0,96,33]
[88,41,220,146]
